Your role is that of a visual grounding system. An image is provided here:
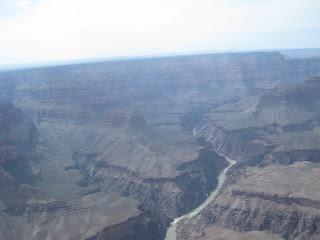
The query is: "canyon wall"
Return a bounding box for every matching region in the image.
[0,52,320,239]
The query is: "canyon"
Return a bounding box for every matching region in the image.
[0,51,320,239]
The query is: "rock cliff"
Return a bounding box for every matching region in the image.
[175,76,320,239]
[0,52,320,239]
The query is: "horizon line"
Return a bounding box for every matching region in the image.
[1,47,320,73]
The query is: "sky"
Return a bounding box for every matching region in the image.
[0,0,319,66]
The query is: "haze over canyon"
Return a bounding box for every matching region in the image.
[0,49,320,239]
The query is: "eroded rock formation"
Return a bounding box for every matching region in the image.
[0,52,320,239]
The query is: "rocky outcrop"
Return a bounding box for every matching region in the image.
[174,76,320,239]
[1,53,320,239]
[195,121,274,161]
[88,214,158,240]
[262,150,320,165]
[177,190,320,240]
[128,110,148,130]
[0,103,160,240]
[0,102,229,239]
[176,162,320,240]
[0,52,320,124]
[196,76,320,161]
[0,189,154,240]
[0,102,38,182]
[69,144,228,235]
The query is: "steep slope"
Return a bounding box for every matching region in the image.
[0,52,320,239]
[32,109,228,234]
[176,76,320,239]
[176,162,320,240]
[196,76,320,159]
[0,102,38,183]
[0,103,160,240]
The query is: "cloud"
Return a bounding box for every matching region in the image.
[0,0,319,65]
[15,0,33,8]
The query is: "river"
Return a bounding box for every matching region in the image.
[164,157,236,240]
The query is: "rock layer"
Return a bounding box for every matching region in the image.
[0,52,320,239]
[175,76,320,239]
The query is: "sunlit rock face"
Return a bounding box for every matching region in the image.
[0,52,320,239]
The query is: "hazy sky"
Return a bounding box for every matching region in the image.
[0,0,319,65]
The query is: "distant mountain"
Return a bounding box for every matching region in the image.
[280,48,320,58]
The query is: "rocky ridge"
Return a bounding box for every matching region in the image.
[175,76,320,239]
[0,52,320,239]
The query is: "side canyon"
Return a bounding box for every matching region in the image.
[0,51,320,239]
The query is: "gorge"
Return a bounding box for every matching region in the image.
[0,51,320,239]
[165,157,236,240]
